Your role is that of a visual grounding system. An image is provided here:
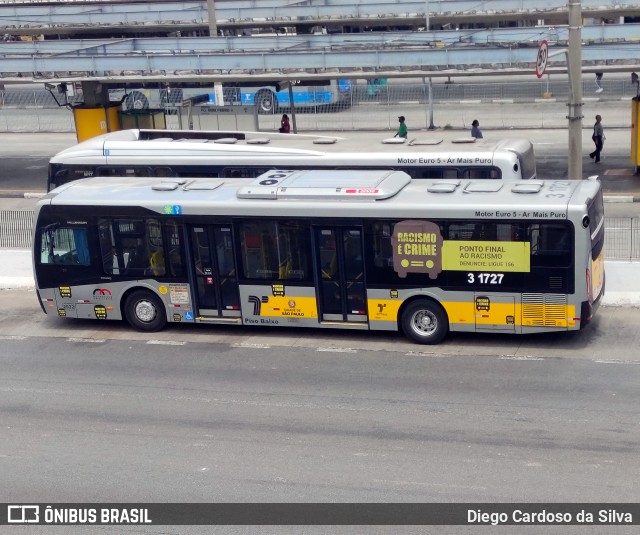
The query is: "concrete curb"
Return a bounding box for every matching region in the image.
[603,195,635,203]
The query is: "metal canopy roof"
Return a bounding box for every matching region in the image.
[1,0,638,84]
[0,0,638,35]
[1,34,639,84]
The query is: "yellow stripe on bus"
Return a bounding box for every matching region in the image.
[259,296,318,319]
[368,299,577,328]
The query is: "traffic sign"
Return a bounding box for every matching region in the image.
[536,40,548,78]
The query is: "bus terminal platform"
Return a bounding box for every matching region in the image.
[0,128,639,307]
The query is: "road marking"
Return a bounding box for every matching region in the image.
[405,351,442,357]
[373,478,487,491]
[66,337,106,343]
[317,347,357,353]
[146,340,187,346]
[499,355,545,361]
[232,342,271,349]
[0,335,27,340]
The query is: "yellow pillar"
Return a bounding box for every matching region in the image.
[72,104,121,143]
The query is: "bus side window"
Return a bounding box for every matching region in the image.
[153,167,175,178]
[446,223,475,240]
[462,167,501,180]
[371,223,393,268]
[413,168,458,179]
[96,166,153,178]
[528,223,571,266]
[39,226,90,266]
[165,221,184,277]
[239,221,309,281]
[222,167,271,178]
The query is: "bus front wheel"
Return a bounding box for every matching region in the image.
[401,299,448,345]
[255,89,277,114]
[124,290,167,332]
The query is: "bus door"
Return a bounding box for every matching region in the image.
[474,293,516,332]
[315,227,367,323]
[188,225,241,319]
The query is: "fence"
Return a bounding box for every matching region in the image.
[0,210,34,249]
[602,217,640,262]
[0,78,637,133]
[3,211,640,261]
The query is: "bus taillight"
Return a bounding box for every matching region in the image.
[586,268,592,303]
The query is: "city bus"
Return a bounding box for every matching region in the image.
[33,170,604,345]
[47,129,536,191]
[113,79,352,114]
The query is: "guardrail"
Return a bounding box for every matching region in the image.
[0,210,33,249]
[3,211,639,262]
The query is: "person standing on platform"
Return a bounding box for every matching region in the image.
[589,114,604,163]
[471,119,483,139]
[395,115,408,138]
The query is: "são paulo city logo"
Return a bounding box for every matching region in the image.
[92,288,113,300]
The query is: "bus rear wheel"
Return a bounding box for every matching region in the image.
[401,299,448,344]
[124,290,166,332]
[255,89,277,114]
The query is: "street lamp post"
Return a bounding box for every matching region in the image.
[567,0,583,179]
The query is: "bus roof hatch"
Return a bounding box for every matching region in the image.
[236,169,412,201]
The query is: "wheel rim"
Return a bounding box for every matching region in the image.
[259,95,273,112]
[410,309,438,338]
[134,299,157,323]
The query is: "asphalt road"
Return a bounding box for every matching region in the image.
[2,311,640,507]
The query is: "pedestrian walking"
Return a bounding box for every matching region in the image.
[394,115,408,138]
[279,113,290,133]
[589,114,604,163]
[595,72,604,94]
[471,119,483,139]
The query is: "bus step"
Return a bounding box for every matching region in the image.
[196,316,242,324]
[319,321,368,327]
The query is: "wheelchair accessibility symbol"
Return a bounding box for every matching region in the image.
[184,311,193,321]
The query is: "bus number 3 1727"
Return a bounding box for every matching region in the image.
[468,273,505,284]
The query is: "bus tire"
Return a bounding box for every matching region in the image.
[124,290,167,332]
[255,89,277,114]
[401,299,448,345]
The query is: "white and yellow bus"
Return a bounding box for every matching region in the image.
[47,128,536,191]
[33,170,604,344]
